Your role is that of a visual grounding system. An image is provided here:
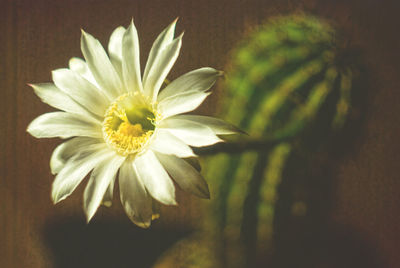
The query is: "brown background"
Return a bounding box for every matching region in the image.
[1,0,400,267]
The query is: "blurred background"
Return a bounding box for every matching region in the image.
[1,0,400,267]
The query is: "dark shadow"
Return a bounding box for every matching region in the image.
[42,217,191,268]
[315,224,388,268]
[268,149,387,268]
[269,220,388,268]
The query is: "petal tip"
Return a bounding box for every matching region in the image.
[152,213,160,220]
[26,122,37,137]
[168,17,179,29]
[85,209,95,223]
[69,57,82,66]
[80,29,88,39]
[51,194,57,204]
[80,29,93,42]
[128,18,136,29]
[51,69,63,79]
[102,201,112,207]
[196,185,210,199]
[51,191,63,205]
[135,220,151,229]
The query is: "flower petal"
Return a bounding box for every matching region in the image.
[52,68,109,117]
[119,159,153,228]
[155,153,210,199]
[101,174,116,208]
[51,144,111,203]
[83,152,126,222]
[143,19,176,86]
[157,67,222,102]
[159,118,223,147]
[122,20,143,93]
[108,26,126,77]
[134,150,176,205]
[149,129,195,158]
[163,114,242,135]
[81,30,124,99]
[185,157,201,172]
[27,112,102,139]
[50,137,101,175]
[157,91,211,119]
[68,57,99,87]
[30,83,94,118]
[143,24,182,101]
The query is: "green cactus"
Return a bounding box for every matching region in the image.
[153,14,354,268]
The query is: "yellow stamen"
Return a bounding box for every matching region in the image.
[102,92,156,156]
[114,108,129,123]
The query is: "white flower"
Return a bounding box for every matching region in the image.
[27,19,239,228]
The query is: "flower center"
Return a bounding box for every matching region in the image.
[102,92,156,156]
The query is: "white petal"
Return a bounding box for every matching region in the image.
[185,157,201,172]
[122,21,143,92]
[119,159,153,228]
[134,150,176,205]
[52,68,109,116]
[157,91,211,119]
[68,57,99,87]
[52,69,109,116]
[50,137,101,175]
[108,26,126,77]
[158,67,222,102]
[143,34,182,102]
[101,174,116,208]
[159,118,223,147]
[81,30,124,99]
[30,83,94,118]
[149,129,195,158]
[143,19,177,85]
[51,144,111,203]
[27,112,102,139]
[83,152,126,222]
[155,153,209,199]
[164,115,242,135]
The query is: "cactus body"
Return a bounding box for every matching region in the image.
[153,14,354,268]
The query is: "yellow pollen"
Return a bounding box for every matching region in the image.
[102,92,156,156]
[118,122,144,137]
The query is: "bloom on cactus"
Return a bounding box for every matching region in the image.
[27,19,240,228]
